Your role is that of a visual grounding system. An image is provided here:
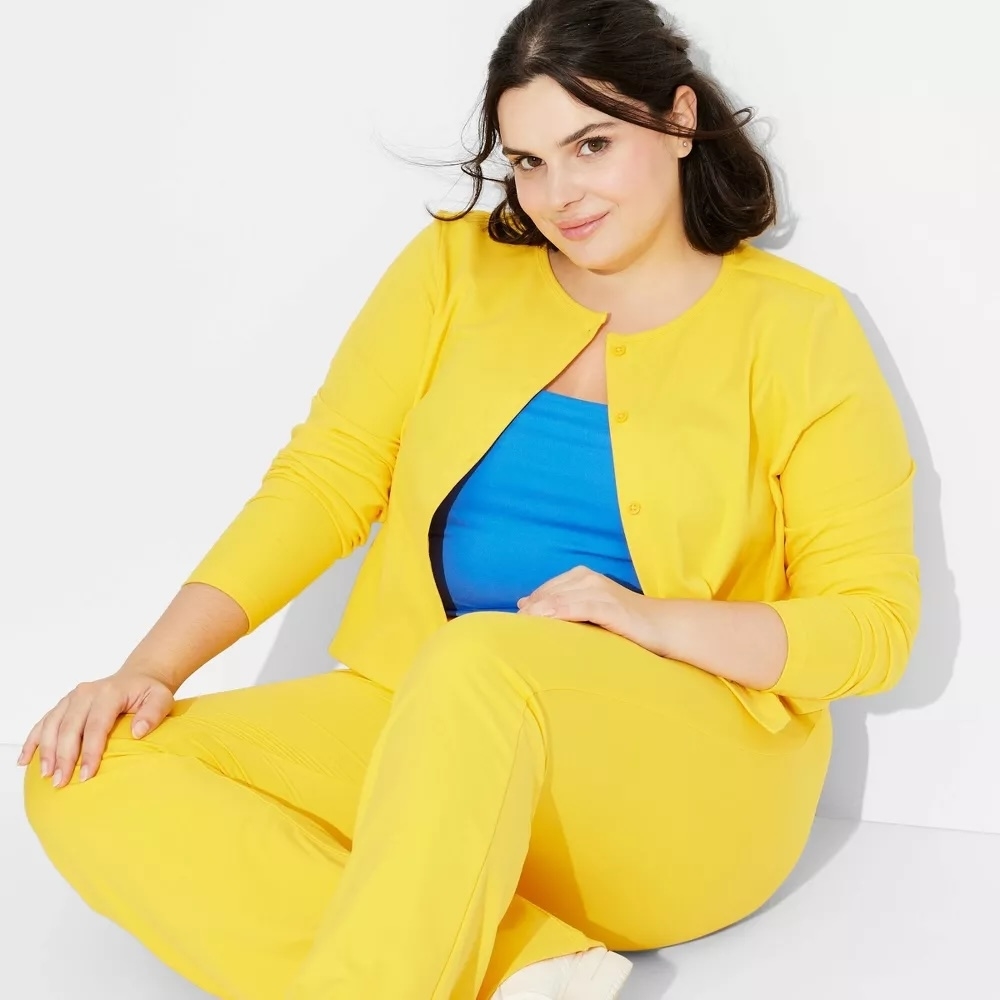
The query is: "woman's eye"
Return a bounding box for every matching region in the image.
[512,137,610,173]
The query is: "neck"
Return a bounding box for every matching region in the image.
[551,219,722,310]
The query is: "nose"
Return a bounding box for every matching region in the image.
[544,164,585,211]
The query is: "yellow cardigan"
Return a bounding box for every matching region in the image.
[186,210,921,733]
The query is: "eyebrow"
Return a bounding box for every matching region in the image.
[500,121,619,159]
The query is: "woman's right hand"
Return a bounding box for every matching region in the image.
[17,670,176,788]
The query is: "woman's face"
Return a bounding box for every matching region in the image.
[496,75,695,272]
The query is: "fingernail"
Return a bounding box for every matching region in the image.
[79,765,90,783]
[132,720,149,739]
[40,760,51,778]
[51,769,63,787]
[16,751,26,766]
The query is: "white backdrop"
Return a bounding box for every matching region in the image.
[1,1,996,834]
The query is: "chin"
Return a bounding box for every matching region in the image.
[557,239,621,272]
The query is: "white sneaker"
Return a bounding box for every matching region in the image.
[491,945,633,999]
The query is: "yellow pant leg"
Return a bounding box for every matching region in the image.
[288,617,603,1000]
[26,612,832,999]
[22,668,389,999]
[503,616,833,950]
[23,663,600,1000]
[287,612,832,998]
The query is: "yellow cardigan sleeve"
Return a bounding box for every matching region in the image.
[184,219,445,631]
[762,289,921,703]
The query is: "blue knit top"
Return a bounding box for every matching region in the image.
[429,389,643,617]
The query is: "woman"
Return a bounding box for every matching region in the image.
[19,0,921,997]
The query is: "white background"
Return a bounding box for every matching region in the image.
[1,1,996,834]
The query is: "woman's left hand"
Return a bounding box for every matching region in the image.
[516,565,666,654]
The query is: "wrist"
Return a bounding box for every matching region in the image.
[631,594,677,659]
[117,657,184,694]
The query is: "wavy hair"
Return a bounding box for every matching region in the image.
[428,0,776,255]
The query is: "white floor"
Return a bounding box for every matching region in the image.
[3,747,998,999]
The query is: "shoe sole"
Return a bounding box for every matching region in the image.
[562,947,633,1000]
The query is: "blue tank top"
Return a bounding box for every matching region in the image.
[429,389,643,617]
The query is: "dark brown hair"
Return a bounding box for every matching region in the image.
[429,0,776,255]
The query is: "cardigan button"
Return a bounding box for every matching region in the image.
[615,410,629,423]
[628,502,642,515]
[612,344,627,356]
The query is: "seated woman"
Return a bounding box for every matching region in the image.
[20,0,920,997]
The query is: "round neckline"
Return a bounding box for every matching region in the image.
[533,241,740,340]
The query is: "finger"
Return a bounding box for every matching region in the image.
[17,718,46,766]
[36,702,69,779]
[519,588,578,615]
[518,566,598,604]
[77,692,126,783]
[523,590,619,625]
[519,583,580,612]
[534,596,598,622]
[519,577,608,610]
[129,689,172,742]
[51,688,95,788]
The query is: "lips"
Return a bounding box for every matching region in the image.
[557,212,607,234]
[555,212,609,242]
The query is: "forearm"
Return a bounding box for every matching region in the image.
[639,597,787,690]
[117,582,250,694]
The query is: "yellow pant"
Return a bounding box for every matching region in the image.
[24,611,832,999]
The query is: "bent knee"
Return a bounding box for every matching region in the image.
[23,755,78,840]
[408,612,538,683]
[439,610,517,642]
[22,729,155,842]
[424,609,561,661]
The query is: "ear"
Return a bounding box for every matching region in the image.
[669,85,698,156]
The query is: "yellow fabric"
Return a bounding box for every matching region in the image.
[185,210,920,733]
[25,611,833,998]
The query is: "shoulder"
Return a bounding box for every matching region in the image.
[417,208,536,287]
[733,246,887,424]
[729,242,845,310]
[730,243,866,360]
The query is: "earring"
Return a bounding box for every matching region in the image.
[682,140,689,147]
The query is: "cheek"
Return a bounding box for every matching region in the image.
[513,176,540,212]
[512,178,550,233]
[612,154,677,211]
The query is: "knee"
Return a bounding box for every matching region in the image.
[22,754,75,845]
[23,750,111,841]
[22,720,153,846]
[402,611,537,695]
[440,610,522,646]
[416,611,501,661]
